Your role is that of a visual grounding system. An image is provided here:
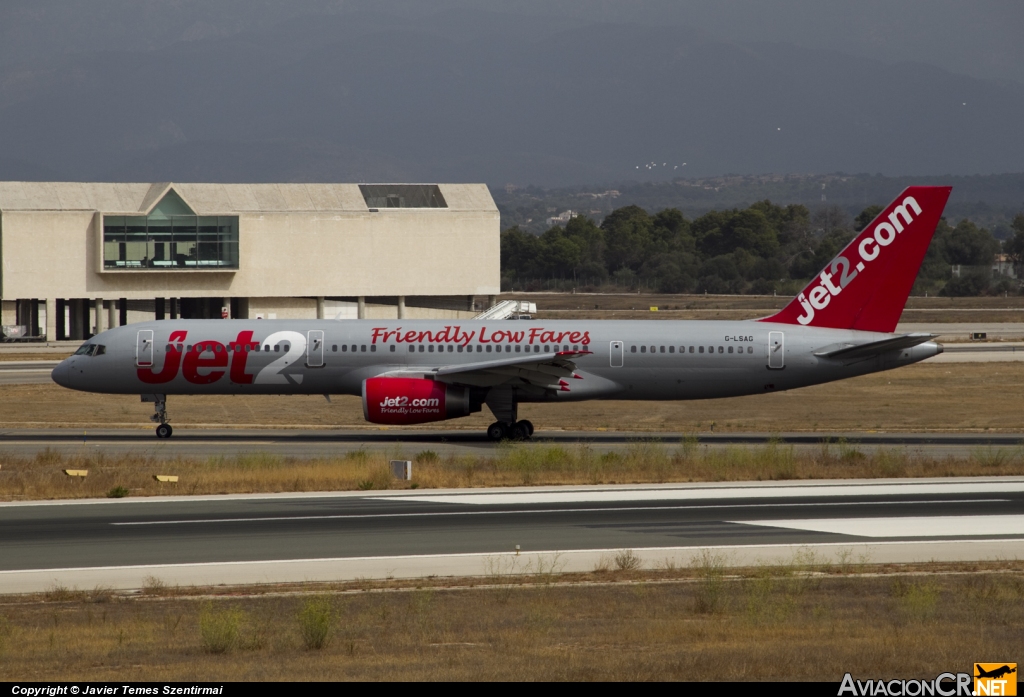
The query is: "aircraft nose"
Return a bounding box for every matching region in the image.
[51,361,72,388]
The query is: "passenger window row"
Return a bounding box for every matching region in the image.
[630,345,754,355]
[155,342,593,357]
[164,343,302,354]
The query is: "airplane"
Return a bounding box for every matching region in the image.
[975,666,1016,680]
[52,186,952,441]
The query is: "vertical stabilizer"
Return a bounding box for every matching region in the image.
[760,186,951,333]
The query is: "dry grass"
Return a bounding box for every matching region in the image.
[3,439,1024,500]
[2,362,1024,433]
[1,562,1021,680]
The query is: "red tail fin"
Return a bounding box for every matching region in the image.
[761,186,951,333]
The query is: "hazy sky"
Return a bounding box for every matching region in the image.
[3,0,1020,83]
[0,1,1020,184]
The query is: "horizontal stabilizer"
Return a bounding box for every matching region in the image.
[813,333,939,360]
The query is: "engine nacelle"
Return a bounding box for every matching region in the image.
[362,377,473,425]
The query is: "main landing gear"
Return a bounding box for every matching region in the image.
[487,420,534,442]
[143,394,173,439]
[484,387,533,441]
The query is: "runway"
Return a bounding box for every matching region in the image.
[1,477,1022,592]
[1,427,1024,459]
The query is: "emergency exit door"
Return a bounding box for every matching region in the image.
[768,331,784,369]
[610,341,624,367]
[136,329,154,367]
[307,330,324,367]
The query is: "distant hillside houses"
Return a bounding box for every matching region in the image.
[545,210,577,226]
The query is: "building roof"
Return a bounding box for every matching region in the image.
[0,182,496,214]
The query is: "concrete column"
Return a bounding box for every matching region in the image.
[487,295,497,309]
[357,296,366,320]
[316,296,325,320]
[45,299,57,341]
[222,299,231,319]
[1,300,14,327]
[69,300,82,340]
[397,296,406,319]
[30,299,41,337]
[106,300,116,329]
[94,299,105,333]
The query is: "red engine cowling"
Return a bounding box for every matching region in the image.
[362,377,473,425]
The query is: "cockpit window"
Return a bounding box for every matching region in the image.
[73,343,106,357]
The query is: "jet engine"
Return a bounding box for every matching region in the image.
[362,377,474,425]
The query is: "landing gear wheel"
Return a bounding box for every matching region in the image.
[486,421,508,441]
[155,423,173,439]
[519,420,535,437]
[510,421,530,441]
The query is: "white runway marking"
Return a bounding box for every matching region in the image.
[110,499,1000,526]
[735,515,1024,538]
[393,481,1024,506]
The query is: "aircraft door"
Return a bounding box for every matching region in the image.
[610,341,623,367]
[767,331,784,369]
[136,329,154,367]
[307,330,325,367]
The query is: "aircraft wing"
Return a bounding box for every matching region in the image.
[813,333,939,360]
[379,350,592,389]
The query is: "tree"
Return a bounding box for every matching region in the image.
[500,226,540,279]
[854,205,884,231]
[940,219,999,266]
[600,205,653,272]
[1004,213,1024,265]
[692,208,778,258]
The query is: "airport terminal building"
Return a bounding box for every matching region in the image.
[0,182,500,340]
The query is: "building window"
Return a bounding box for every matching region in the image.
[103,197,238,270]
[358,184,447,209]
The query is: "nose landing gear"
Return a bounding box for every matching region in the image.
[142,394,173,438]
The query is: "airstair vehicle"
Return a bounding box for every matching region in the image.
[473,300,537,320]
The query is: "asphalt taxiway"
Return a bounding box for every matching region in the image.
[1,478,1021,592]
[0,427,1022,459]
